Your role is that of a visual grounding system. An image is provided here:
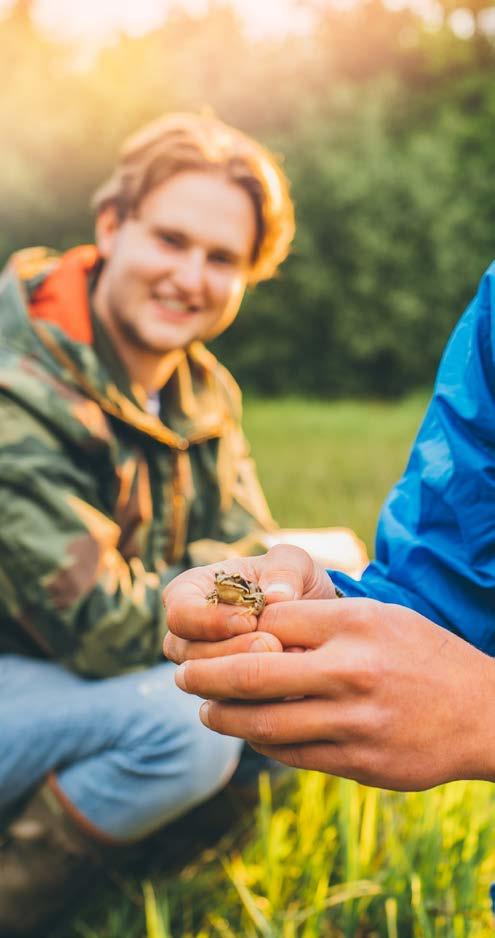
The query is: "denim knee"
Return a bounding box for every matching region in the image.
[110,665,242,807]
[52,663,243,839]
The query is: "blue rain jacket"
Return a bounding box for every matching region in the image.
[331,263,495,655]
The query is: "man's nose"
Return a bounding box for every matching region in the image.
[173,248,206,295]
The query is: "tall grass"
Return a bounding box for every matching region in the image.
[76,772,495,937]
[72,395,495,938]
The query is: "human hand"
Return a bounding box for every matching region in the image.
[173,598,495,790]
[163,544,337,663]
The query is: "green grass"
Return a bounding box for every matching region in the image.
[70,395,495,938]
[243,393,428,552]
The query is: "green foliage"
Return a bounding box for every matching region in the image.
[214,74,495,397]
[72,772,495,937]
[1,1,495,397]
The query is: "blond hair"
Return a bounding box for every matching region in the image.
[92,112,295,285]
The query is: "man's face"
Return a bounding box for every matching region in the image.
[95,169,256,355]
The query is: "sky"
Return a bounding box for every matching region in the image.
[0,0,315,43]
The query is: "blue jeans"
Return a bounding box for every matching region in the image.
[0,655,242,842]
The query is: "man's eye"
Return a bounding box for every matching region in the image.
[210,253,234,266]
[159,233,184,248]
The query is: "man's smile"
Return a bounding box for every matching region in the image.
[150,294,202,319]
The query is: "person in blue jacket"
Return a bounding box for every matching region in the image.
[162,263,495,791]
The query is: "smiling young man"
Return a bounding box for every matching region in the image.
[93,170,258,390]
[0,112,294,936]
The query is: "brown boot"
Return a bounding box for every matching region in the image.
[0,777,127,937]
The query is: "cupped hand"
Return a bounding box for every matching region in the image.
[173,597,495,791]
[163,544,337,663]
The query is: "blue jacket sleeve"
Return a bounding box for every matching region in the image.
[330,263,495,655]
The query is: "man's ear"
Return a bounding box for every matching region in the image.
[95,203,121,259]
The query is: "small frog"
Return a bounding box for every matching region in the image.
[206,571,265,616]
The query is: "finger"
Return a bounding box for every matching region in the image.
[257,597,373,649]
[251,545,336,603]
[249,742,382,788]
[175,649,328,700]
[164,630,282,664]
[164,579,259,642]
[199,696,348,744]
[248,742,346,776]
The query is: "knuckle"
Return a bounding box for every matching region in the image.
[261,600,285,634]
[346,600,370,631]
[335,737,377,781]
[324,644,383,695]
[203,616,229,642]
[282,746,305,769]
[354,598,383,631]
[230,654,264,697]
[342,747,368,780]
[200,619,216,642]
[365,705,388,738]
[250,708,275,742]
[350,657,381,694]
[354,746,385,784]
[316,654,335,687]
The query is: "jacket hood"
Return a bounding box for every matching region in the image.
[0,245,97,353]
[26,244,98,344]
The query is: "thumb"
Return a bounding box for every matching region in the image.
[254,544,315,604]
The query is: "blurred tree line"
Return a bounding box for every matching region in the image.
[1,0,495,396]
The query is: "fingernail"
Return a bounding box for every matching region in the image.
[175,663,186,690]
[250,637,275,653]
[264,582,296,600]
[200,701,211,727]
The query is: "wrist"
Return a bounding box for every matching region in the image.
[457,649,495,782]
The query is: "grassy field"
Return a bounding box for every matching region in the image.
[71,395,495,938]
[243,394,429,552]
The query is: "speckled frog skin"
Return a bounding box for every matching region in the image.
[206,572,265,615]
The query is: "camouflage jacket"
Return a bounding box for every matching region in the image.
[0,246,274,677]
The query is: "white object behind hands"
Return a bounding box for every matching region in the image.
[263,527,368,579]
